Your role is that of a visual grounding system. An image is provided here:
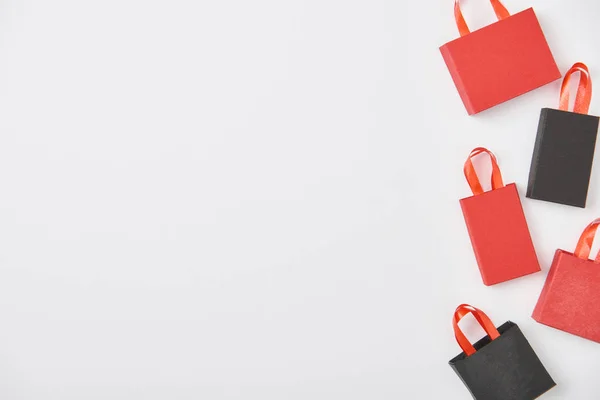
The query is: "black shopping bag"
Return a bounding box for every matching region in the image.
[449,304,555,400]
[527,63,600,208]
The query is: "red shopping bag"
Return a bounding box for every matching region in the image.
[460,148,540,285]
[440,0,560,115]
[533,219,600,343]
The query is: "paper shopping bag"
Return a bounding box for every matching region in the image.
[533,219,600,342]
[440,0,560,115]
[527,63,600,208]
[449,304,556,399]
[460,147,540,286]
[460,148,540,285]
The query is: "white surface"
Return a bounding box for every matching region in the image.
[0,0,599,398]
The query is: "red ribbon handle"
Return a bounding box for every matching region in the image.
[464,147,504,196]
[559,63,592,115]
[574,218,600,263]
[454,0,511,37]
[453,304,500,356]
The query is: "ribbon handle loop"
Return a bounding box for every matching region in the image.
[453,304,500,356]
[574,218,600,263]
[559,63,592,115]
[454,0,511,37]
[464,147,505,196]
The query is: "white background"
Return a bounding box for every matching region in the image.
[0,0,599,398]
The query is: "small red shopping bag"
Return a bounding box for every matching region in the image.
[460,148,540,285]
[440,0,560,115]
[533,219,600,343]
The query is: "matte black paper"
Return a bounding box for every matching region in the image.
[527,108,600,208]
[449,321,555,400]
